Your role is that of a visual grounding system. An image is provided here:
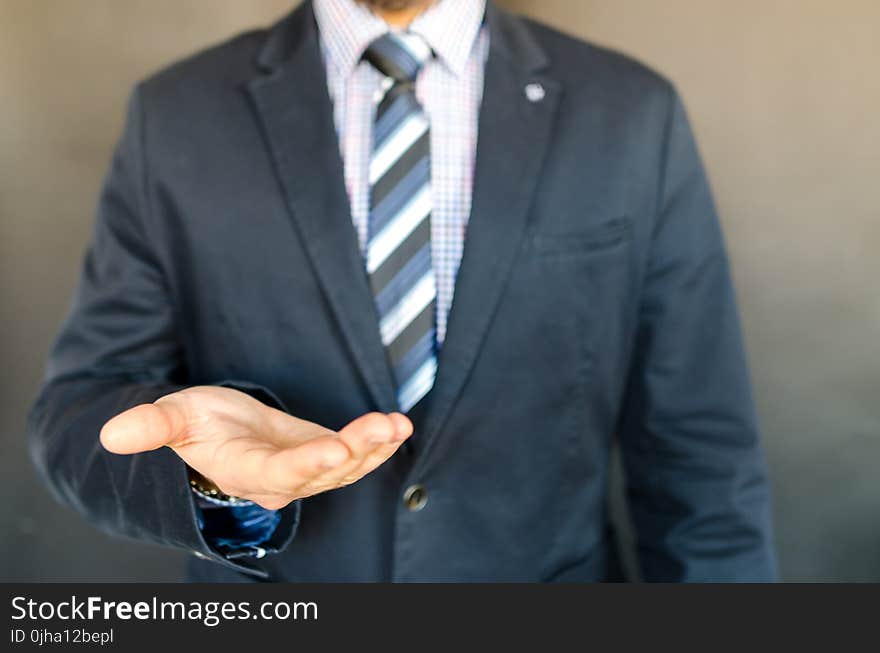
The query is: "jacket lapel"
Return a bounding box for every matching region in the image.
[414,3,562,465]
[246,4,398,413]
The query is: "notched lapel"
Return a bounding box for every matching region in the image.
[245,6,398,413]
[414,4,563,467]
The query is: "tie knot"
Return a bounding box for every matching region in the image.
[363,32,432,83]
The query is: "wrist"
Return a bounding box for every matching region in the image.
[187,467,252,506]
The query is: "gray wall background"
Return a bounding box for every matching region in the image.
[1,0,877,581]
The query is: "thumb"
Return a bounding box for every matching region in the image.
[100,396,189,455]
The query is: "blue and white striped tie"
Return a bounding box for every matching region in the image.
[364,33,436,415]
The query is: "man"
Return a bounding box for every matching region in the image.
[27,0,777,582]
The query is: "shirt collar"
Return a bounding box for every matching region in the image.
[313,0,487,78]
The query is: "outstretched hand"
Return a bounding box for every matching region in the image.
[100,386,412,510]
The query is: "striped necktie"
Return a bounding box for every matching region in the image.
[363,33,436,415]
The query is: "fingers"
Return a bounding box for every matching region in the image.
[338,412,412,454]
[303,412,412,490]
[258,436,351,494]
[343,412,413,479]
[387,413,414,440]
[333,441,405,487]
[250,413,413,501]
[100,396,189,454]
[149,409,413,506]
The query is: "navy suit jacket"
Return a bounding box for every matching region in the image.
[27,1,777,582]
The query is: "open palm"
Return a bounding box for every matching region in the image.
[100,385,412,510]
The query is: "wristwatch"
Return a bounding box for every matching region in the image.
[187,467,252,506]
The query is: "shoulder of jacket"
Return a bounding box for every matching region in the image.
[518,15,676,100]
[136,28,269,104]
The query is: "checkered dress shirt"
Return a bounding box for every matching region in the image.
[193,0,489,555]
[313,0,489,344]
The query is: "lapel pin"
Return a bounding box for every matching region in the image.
[525,82,546,103]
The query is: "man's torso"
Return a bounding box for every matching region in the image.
[136,1,674,581]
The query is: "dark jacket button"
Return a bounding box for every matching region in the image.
[403,484,428,512]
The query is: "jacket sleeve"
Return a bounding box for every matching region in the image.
[617,86,778,582]
[25,86,299,579]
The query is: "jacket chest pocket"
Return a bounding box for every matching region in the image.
[500,216,634,371]
[529,217,631,259]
